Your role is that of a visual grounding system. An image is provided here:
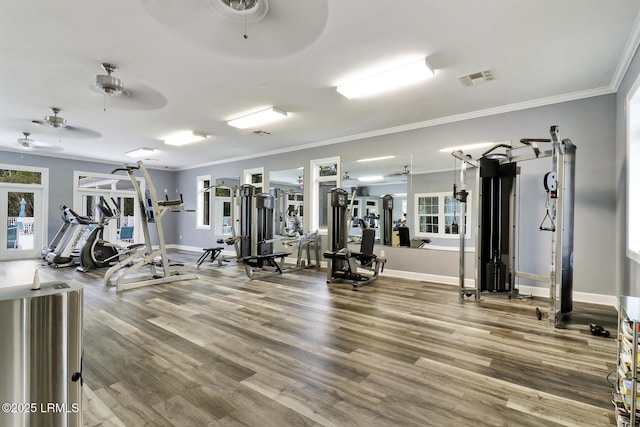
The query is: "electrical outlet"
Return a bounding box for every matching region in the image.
[380,250,385,257]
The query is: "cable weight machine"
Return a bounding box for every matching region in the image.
[452,125,576,327]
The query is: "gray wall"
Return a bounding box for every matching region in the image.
[0,151,177,245]
[0,93,618,297]
[176,94,617,296]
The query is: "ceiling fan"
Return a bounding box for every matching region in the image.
[16,132,63,152]
[93,63,129,97]
[29,107,101,139]
[387,165,411,177]
[89,62,167,111]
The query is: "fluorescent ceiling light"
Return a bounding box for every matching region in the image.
[358,175,384,182]
[337,57,434,99]
[438,142,497,152]
[126,147,155,158]
[357,155,395,163]
[393,193,407,197]
[163,131,208,146]
[228,107,288,129]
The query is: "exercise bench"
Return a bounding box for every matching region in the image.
[195,247,225,268]
[242,251,292,279]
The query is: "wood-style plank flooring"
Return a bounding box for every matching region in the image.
[1,252,618,426]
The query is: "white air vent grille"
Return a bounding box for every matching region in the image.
[458,69,494,87]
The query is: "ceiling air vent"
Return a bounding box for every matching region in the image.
[458,69,494,87]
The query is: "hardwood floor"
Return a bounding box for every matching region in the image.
[1,253,618,426]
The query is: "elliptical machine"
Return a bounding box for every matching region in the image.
[44,205,96,268]
[77,198,143,272]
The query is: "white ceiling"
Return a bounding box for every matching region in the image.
[1,0,639,170]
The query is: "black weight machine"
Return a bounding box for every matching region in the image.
[379,194,394,246]
[323,188,386,288]
[452,125,576,326]
[239,184,291,279]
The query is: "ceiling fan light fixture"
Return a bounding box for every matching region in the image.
[95,74,125,96]
[163,131,208,146]
[228,107,288,129]
[337,57,435,99]
[222,0,258,11]
[43,107,67,128]
[93,63,127,96]
[17,132,34,148]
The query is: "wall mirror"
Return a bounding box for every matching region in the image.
[269,168,304,237]
[340,154,410,246]
[408,143,497,249]
[212,177,240,236]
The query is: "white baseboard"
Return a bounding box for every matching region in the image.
[381,268,617,307]
[168,248,616,307]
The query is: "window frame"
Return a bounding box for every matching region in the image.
[310,156,340,234]
[414,191,471,239]
[196,174,212,230]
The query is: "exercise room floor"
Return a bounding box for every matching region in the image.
[1,252,618,426]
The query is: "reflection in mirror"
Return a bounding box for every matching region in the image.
[341,155,410,245]
[212,177,240,236]
[408,144,495,249]
[269,168,304,236]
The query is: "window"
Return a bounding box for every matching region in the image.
[244,167,265,194]
[628,74,640,262]
[415,192,470,238]
[417,195,439,234]
[0,169,42,185]
[197,175,211,229]
[310,157,340,232]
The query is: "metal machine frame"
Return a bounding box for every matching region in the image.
[453,126,576,326]
[323,188,386,288]
[104,161,197,291]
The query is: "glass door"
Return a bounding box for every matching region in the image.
[74,171,142,248]
[0,188,44,260]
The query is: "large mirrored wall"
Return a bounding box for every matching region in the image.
[269,168,304,237]
[212,177,240,236]
[341,155,409,246]
[204,143,500,256]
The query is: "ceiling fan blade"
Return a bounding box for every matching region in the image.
[90,80,168,111]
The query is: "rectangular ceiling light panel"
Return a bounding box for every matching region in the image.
[126,147,155,157]
[357,155,395,162]
[163,131,208,146]
[228,107,288,129]
[337,57,434,99]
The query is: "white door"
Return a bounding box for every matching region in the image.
[0,188,44,260]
